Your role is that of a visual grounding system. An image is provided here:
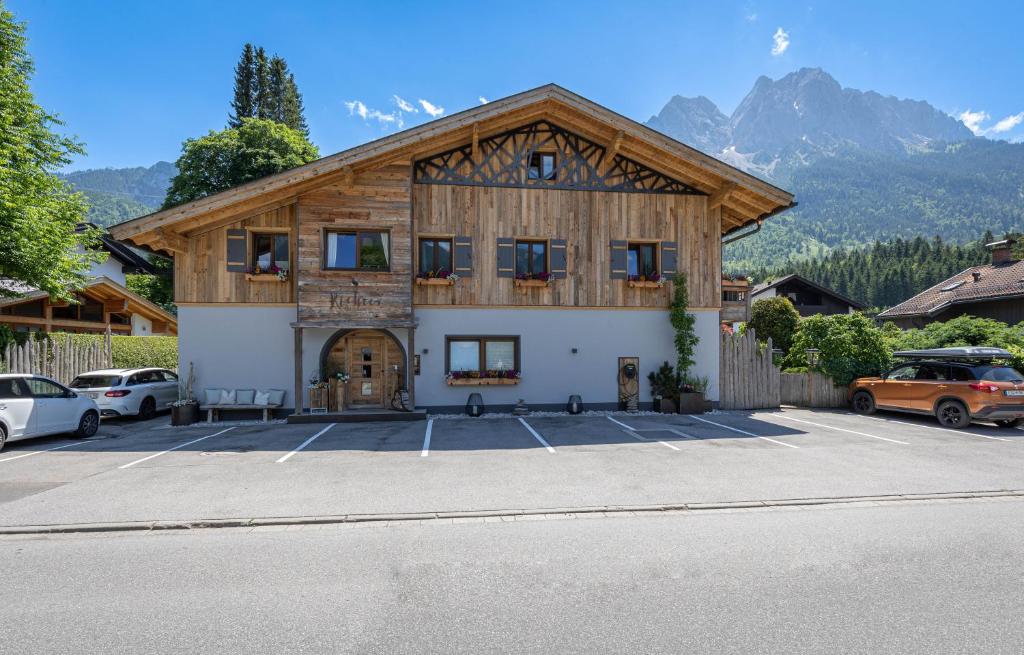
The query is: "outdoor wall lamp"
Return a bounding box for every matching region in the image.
[805,348,821,366]
[571,347,579,354]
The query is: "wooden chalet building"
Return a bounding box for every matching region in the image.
[0,227,177,337]
[750,273,864,317]
[110,85,794,414]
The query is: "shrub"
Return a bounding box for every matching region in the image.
[784,313,891,386]
[43,333,178,370]
[747,296,800,353]
[884,315,1024,352]
[648,361,683,401]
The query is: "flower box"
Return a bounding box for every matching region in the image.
[415,277,455,286]
[246,273,288,283]
[627,280,663,289]
[514,279,550,288]
[447,377,520,386]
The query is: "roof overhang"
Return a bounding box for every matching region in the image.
[109,84,794,254]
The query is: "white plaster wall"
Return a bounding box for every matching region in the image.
[82,248,127,286]
[413,308,720,409]
[178,306,298,407]
[130,314,153,336]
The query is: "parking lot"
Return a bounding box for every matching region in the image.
[2,407,1023,529]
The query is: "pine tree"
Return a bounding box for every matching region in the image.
[228,43,256,127]
[253,47,271,119]
[283,73,309,136]
[266,56,288,123]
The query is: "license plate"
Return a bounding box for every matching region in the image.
[86,392,99,399]
[1004,390,1024,397]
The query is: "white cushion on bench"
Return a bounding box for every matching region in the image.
[204,388,224,405]
[219,389,237,405]
[254,391,270,406]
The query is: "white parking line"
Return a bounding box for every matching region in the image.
[605,416,680,450]
[856,414,1011,442]
[689,414,800,449]
[118,427,236,469]
[0,440,82,463]
[276,424,336,463]
[771,413,909,445]
[517,418,556,453]
[421,419,433,457]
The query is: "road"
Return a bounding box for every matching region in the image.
[3,497,1023,654]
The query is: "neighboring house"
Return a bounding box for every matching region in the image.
[721,275,752,325]
[877,240,1024,329]
[109,84,794,414]
[751,273,864,317]
[0,225,177,337]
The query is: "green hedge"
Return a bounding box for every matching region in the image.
[43,333,179,371]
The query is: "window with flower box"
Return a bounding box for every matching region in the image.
[249,232,290,281]
[515,240,548,282]
[445,336,521,384]
[417,237,454,285]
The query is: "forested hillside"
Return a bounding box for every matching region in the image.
[59,162,175,226]
[725,139,1024,271]
[748,233,1022,310]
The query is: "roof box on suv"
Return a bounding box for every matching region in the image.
[892,347,1011,360]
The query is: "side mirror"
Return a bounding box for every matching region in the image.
[65,391,77,399]
[880,371,889,381]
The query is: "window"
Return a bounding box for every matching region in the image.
[915,364,949,381]
[887,365,919,381]
[1,299,44,317]
[252,233,290,273]
[446,336,521,374]
[25,377,67,398]
[515,240,547,277]
[971,365,1024,382]
[627,242,658,278]
[723,290,746,302]
[79,297,104,323]
[528,152,556,180]
[324,230,390,271]
[160,371,179,383]
[0,378,29,399]
[949,366,972,382]
[419,237,453,275]
[71,375,122,389]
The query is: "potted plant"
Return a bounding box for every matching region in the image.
[677,376,708,414]
[647,362,681,413]
[171,362,199,425]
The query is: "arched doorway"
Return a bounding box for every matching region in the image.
[320,329,407,410]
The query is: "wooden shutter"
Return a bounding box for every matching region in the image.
[610,240,627,280]
[660,241,678,278]
[549,239,568,279]
[496,237,514,278]
[453,236,473,277]
[226,229,247,272]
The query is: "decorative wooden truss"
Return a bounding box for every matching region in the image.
[414,120,705,196]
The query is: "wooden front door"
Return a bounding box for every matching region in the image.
[349,335,385,407]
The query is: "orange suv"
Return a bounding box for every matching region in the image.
[849,347,1024,428]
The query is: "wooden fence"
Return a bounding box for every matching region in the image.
[1,335,113,385]
[780,371,849,408]
[719,329,781,410]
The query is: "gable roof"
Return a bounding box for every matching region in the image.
[751,273,865,309]
[77,223,157,274]
[109,84,794,253]
[877,260,1024,319]
[0,276,177,333]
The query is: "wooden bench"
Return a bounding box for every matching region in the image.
[200,404,282,423]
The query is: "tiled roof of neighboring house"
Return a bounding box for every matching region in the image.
[877,259,1024,319]
[750,273,865,309]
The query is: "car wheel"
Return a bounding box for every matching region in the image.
[994,418,1022,428]
[851,391,876,415]
[0,424,6,452]
[138,397,157,421]
[936,400,970,429]
[74,411,99,438]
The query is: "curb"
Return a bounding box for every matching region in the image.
[1,489,1021,536]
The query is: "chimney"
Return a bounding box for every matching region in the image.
[972,271,982,282]
[986,238,1015,265]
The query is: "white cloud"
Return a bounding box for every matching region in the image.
[958,108,1024,137]
[991,112,1024,134]
[959,109,989,136]
[479,96,489,104]
[771,27,790,56]
[345,100,401,127]
[745,11,758,21]
[392,95,417,113]
[418,98,445,117]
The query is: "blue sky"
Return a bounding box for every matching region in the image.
[10,0,1024,171]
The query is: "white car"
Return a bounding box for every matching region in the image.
[70,368,179,420]
[0,374,101,451]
